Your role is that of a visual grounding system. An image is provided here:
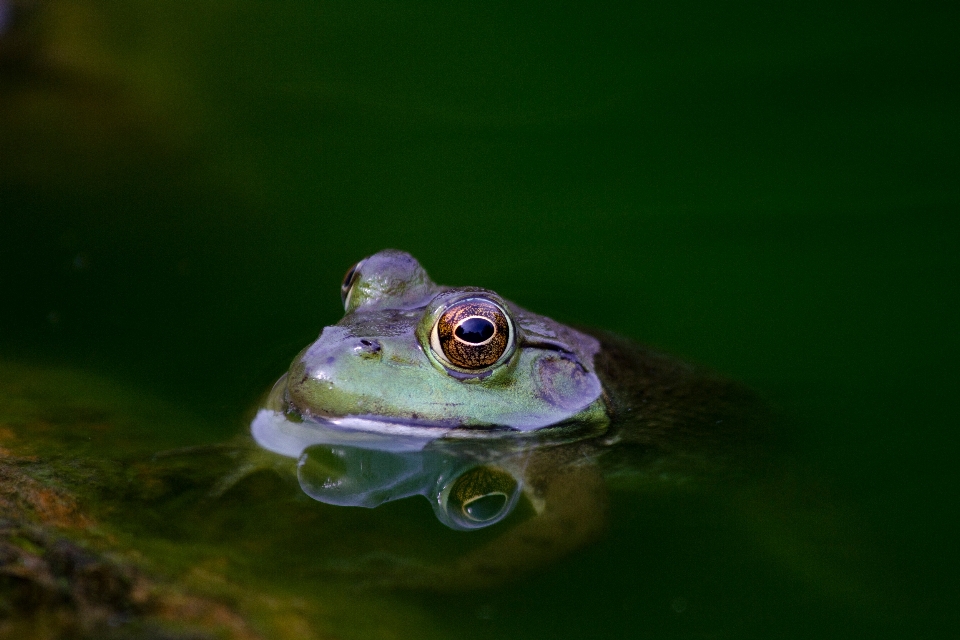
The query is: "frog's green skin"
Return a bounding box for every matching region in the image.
[280,250,608,433]
[251,250,767,588]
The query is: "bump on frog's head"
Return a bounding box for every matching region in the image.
[341,250,440,313]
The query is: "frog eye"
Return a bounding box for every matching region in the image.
[441,465,520,530]
[430,298,513,370]
[340,260,363,309]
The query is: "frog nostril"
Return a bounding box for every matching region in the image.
[354,339,382,357]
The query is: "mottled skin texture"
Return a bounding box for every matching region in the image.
[253,250,768,589]
[269,249,765,452]
[284,250,607,432]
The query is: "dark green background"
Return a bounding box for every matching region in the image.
[1,1,958,638]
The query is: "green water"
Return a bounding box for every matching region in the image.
[1,1,957,638]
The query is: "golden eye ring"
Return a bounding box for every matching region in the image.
[429,298,513,370]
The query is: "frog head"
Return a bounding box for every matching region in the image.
[281,250,606,433]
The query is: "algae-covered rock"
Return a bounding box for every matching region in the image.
[0,361,262,639]
[0,361,453,640]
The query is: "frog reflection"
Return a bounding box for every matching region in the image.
[252,250,763,588]
[254,382,609,533]
[260,429,526,531]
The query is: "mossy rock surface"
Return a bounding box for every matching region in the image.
[0,361,463,640]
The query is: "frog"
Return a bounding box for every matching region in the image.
[250,249,767,589]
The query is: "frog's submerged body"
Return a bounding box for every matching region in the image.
[251,250,768,575]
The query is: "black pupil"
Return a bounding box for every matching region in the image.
[455,317,495,344]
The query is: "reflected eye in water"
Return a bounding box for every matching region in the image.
[340,260,363,309]
[290,443,524,530]
[437,465,521,530]
[430,299,513,370]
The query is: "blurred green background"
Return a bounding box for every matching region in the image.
[1,0,958,637]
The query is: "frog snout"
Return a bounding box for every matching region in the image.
[292,337,382,385]
[288,334,397,416]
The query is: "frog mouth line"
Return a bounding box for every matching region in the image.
[251,408,533,459]
[282,381,513,434]
[287,397,604,441]
[265,375,524,442]
[251,409,452,456]
[291,402,524,438]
